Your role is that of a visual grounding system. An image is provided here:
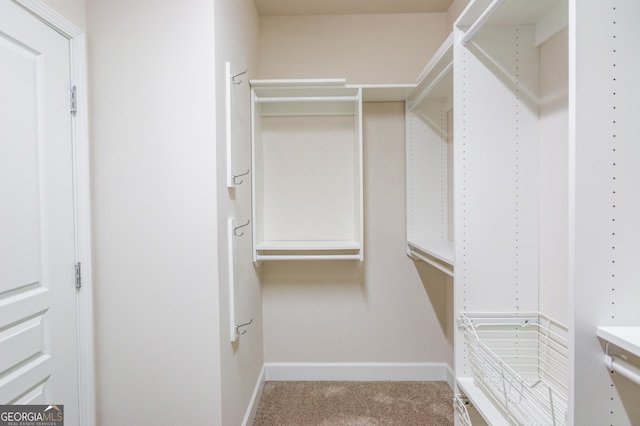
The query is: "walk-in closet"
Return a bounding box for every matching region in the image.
[220,0,640,423]
[77,0,640,424]
[405,0,640,424]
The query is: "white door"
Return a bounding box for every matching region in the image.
[0,0,80,423]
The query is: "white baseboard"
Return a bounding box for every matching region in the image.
[445,364,455,390]
[264,362,451,382]
[242,365,266,426]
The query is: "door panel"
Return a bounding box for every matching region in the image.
[0,0,79,422]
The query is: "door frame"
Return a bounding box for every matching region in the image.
[11,1,95,424]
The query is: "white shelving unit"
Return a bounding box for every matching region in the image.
[250,79,363,263]
[571,1,640,424]
[405,34,454,277]
[447,0,640,424]
[451,0,569,423]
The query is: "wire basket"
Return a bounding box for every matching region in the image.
[459,313,568,425]
[454,394,473,426]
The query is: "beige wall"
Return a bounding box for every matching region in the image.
[259,13,447,84]
[87,0,222,424]
[258,13,451,365]
[446,0,470,29]
[214,1,264,424]
[261,104,450,364]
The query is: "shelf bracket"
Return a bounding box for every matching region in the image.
[604,341,640,387]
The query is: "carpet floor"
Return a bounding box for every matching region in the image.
[253,381,454,425]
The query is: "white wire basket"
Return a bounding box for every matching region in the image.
[454,394,473,426]
[459,312,569,425]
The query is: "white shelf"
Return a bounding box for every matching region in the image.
[257,240,361,251]
[597,327,640,358]
[456,0,567,46]
[250,78,347,88]
[407,240,454,277]
[409,33,453,109]
[408,239,454,265]
[252,80,416,103]
[457,378,509,426]
[360,84,416,102]
[457,0,562,29]
[256,241,362,261]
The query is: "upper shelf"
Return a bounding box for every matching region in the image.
[251,79,360,116]
[407,33,453,110]
[257,240,360,251]
[597,326,640,358]
[456,0,567,46]
[360,84,416,102]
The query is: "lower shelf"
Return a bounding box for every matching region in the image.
[457,378,509,426]
[254,240,362,262]
[407,239,454,277]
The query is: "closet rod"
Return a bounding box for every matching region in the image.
[409,249,454,277]
[409,61,453,109]
[256,254,361,261]
[461,0,507,44]
[255,95,359,103]
[605,354,640,386]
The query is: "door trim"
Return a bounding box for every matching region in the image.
[12,1,95,424]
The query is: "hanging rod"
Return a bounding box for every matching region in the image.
[233,219,250,237]
[254,95,359,103]
[605,354,640,387]
[232,169,250,185]
[461,0,507,45]
[231,68,248,85]
[605,341,640,387]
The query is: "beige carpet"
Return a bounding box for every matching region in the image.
[253,381,454,425]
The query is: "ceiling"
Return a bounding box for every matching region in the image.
[253,0,454,16]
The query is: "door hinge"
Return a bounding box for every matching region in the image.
[75,262,82,289]
[70,86,78,115]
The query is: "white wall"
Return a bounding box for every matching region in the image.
[87,0,222,424]
[214,1,264,425]
[41,0,86,30]
[257,11,451,363]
